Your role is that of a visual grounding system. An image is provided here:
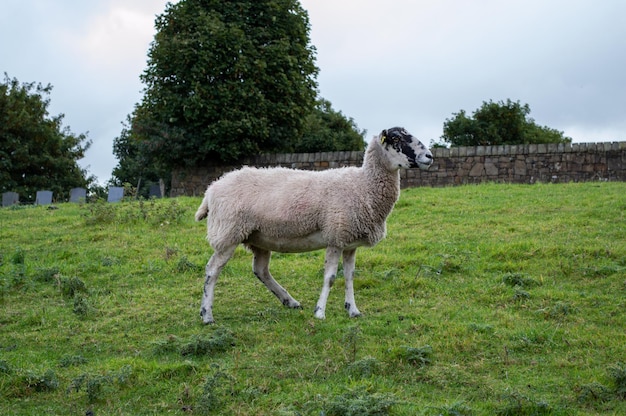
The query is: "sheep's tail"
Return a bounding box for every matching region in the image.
[195,193,209,221]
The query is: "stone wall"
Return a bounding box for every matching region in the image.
[170,142,626,196]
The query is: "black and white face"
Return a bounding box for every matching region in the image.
[380,127,433,170]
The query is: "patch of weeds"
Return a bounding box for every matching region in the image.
[81,199,116,225]
[391,345,433,368]
[375,268,400,280]
[153,199,186,225]
[468,322,494,334]
[195,365,233,415]
[164,246,179,261]
[180,328,235,356]
[541,301,577,321]
[581,264,624,278]
[416,264,443,279]
[344,357,381,378]
[153,328,235,357]
[496,391,552,416]
[576,382,612,405]
[425,401,474,416]
[502,273,540,288]
[59,276,87,299]
[11,247,25,265]
[321,387,397,416]
[176,255,201,273]
[101,256,119,267]
[68,365,133,404]
[343,325,361,363]
[512,289,531,302]
[23,369,59,393]
[608,362,626,399]
[33,267,59,283]
[0,359,12,374]
[73,293,95,319]
[58,354,88,368]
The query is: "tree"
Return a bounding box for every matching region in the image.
[295,99,366,153]
[441,99,572,146]
[0,74,92,203]
[133,0,319,170]
[111,116,168,198]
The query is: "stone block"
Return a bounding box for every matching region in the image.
[107,187,124,203]
[69,188,87,203]
[2,192,19,207]
[35,190,53,205]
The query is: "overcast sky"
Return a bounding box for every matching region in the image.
[2,1,625,184]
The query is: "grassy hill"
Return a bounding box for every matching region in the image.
[1,182,625,415]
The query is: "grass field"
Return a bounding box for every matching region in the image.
[1,182,625,415]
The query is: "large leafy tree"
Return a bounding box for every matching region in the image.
[133,0,319,170]
[294,99,366,153]
[0,74,92,203]
[441,99,572,146]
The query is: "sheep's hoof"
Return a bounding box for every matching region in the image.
[284,300,302,309]
[200,307,215,325]
[345,302,361,318]
[313,306,326,320]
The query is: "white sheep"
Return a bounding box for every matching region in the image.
[195,127,433,324]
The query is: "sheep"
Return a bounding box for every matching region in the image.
[195,127,433,324]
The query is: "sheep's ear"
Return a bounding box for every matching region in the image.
[380,130,388,144]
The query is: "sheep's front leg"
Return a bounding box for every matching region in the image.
[200,245,236,324]
[314,247,341,319]
[342,248,361,318]
[251,247,301,309]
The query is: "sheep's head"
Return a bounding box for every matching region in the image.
[380,127,433,170]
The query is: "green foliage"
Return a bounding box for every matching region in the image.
[441,99,572,146]
[58,354,88,368]
[58,276,87,299]
[81,198,187,226]
[609,363,626,399]
[111,116,169,198]
[129,0,319,170]
[22,369,59,393]
[502,272,540,288]
[322,387,397,416]
[0,74,93,202]
[152,328,236,357]
[496,392,552,416]
[391,345,433,368]
[196,365,233,415]
[295,98,366,152]
[69,366,133,404]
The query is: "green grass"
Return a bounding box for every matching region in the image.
[1,183,625,415]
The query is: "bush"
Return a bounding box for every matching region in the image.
[322,388,397,416]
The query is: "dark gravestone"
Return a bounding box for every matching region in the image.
[107,187,124,203]
[35,190,53,205]
[69,187,87,203]
[149,184,162,198]
[2,192,19,207]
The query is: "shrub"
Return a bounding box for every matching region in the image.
[59,276,87,299]
[609,362,626,399]
[23,369,59,392]
[392,345,433,368]
[502,273,539,288]
[322,388,397,416]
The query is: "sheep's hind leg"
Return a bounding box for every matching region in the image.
[314,247,341,319]
[251,247,301,309]
[342,248,361,318]
[200,245,237,324]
